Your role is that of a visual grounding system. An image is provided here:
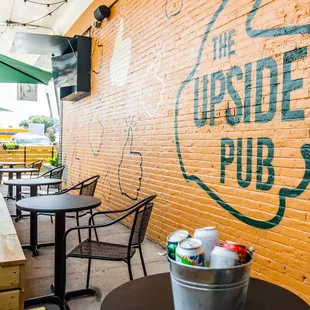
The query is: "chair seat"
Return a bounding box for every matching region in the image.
[21,190,30,195]
[21,189,59,196]
[68,239,136,260]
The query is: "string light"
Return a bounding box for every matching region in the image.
[25,1,67,24]
[1,20,54,34]
[24,0,67,7]
[0,0,67,35]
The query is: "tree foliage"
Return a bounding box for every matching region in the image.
[19,115,58,133]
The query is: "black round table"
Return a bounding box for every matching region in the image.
[16,195,101,309]
[5,178,62,256]
[0,167,38,200]
[0,161,25,167]
[101,273,309,310]
[4,177,61,200]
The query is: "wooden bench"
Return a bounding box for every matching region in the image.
[0,193,26,310]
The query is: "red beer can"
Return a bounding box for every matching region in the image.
[223,241,248,264]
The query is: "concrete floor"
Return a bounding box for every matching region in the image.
[1,184,168,310]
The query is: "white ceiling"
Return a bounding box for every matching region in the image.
[0,0,93,64]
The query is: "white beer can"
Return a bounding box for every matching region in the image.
[175,238,204,267]
[194,226,219,266]
[210,246,239,268]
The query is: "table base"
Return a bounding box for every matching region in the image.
[25,294,69,310]
[13,213,30,222]
[24,288,97,310]
[4,195,15,201]
[22,242,55,257]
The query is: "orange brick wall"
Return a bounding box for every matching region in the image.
[63,0,310,303]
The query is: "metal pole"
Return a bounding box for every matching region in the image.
[52,80,62,166]
[45,86,53,119]
[24,146,26,164]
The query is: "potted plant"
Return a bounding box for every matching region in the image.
[42,154,59,173]
[46,153,59,167]
[2,141,19,150]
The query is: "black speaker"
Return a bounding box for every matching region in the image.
[94,5,111,22]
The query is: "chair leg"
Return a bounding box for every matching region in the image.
[127,259,133,281]
[90,209,99,242]
[50,215,54,224]
[138,244,147,277]
[76,212,82,243]
[86,258,92,289]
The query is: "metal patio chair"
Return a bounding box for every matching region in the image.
[4,159,43,199]
[60,175,100,242]
[65,194,156,292]
[22,165,65,195]
[21,165,66,222]
[25,160,43,177]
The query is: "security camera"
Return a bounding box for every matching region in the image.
[94,5,111,22]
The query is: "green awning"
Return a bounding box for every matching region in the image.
[0,54,54,85]
[0,107,12,112]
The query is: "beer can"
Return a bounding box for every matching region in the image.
[223,241,248,264]
[194,226,219,267]
[176,238,204,267]
[166,230,189,260]
[209,246,239,268]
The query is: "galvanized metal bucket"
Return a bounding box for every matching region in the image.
[168,255,252,310]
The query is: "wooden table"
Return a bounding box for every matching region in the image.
[0,193,26,310]
[16,195,101,309]
[5,178,62,256]
[101,273,309,310]
[0,167,38,200]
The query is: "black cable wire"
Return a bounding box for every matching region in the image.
[64,37,77,59]
[24,0,66,6]
[9,0,16,21]
[25,1,66,24]
[0,20,54,33]
[0,25,9,38]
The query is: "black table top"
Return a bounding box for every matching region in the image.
[0,162,25,165]
[4,178,61,186]
[101,273,309,310]
[0,168,38,173]
[16,195,101,213]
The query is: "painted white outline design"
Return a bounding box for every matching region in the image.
[139,42,166,118]
[110,17,132,87]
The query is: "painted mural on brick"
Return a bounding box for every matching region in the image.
[88,92,104,157]
[165,0,184,19]
[69,136,82,185]
[110,17,131,87]
[63,0,310,303]
[140,42,165,118]
[174,0,310,229]
[118,117,143,201]
[102,169,112,203]
[92,28,104,75]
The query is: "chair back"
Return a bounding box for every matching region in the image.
[61,175,100,197]
[79,175,100,196]
[40,165,65,179]
[27,160,43,177]
[49,165,65,180]
[40,166,65,193]
[128,195,156,247]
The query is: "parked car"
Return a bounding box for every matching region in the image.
[11,133,52,146]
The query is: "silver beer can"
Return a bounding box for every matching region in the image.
[194,226,219,266]
[166,230,189,260]
[176,238,204,267]
[210,246,239,268]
